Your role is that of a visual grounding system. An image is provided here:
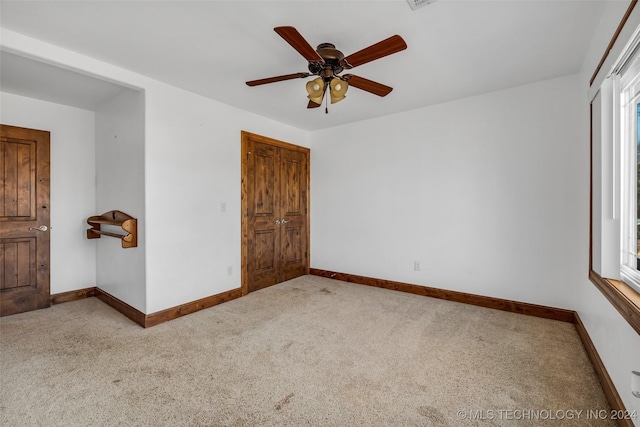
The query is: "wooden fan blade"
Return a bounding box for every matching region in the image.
[246,72,310,86]
[342,74,393,97]
[274,26,324,64]
[341,35,407,69]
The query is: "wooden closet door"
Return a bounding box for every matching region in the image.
[242,132,309,294]
[279,147,308,282]
[245,138,280,292]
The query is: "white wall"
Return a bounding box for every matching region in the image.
[0,29,309,314]
[95,89,146,311]
[0,92,97,294]
[311,74,583,310]
[143,82,309,312]
[577,0,640,420]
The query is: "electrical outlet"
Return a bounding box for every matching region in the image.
[220,202,227,213]
[414,261,421,271]
[227,266,233,276]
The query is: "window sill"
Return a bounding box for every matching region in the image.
[589,270,640,335]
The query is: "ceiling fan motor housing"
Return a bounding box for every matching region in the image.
[309,43,345,78]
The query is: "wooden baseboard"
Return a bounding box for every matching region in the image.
[50,287,98,305]
[94,288,147,327]
[144,288,242,328]
[50,286,242,328]
[574,313,634,427]
[310,268,576,323]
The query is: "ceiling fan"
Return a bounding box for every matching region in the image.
[246,26,407,110]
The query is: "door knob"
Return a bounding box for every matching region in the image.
[274,220,281,225]
[281,219,290,224]
[29,225,48,232]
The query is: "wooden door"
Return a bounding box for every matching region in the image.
[0,125,51,316]
[242,131,309,294]
[279,147,308,282]
[245,139,280,291]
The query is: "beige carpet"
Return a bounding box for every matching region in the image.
[0,275,612,426]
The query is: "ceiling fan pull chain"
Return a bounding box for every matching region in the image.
[325,89,329,114]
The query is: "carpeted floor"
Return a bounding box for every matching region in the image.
[0,275,613,426]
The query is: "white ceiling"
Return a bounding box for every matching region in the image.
[0,0,608,131]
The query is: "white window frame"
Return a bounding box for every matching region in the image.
[618,37,640,295]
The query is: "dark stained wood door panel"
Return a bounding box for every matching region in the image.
[246,141,279,291]
[0,125,51,316]
[280,147,308,282]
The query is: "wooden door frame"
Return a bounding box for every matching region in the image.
[241,131,310,296]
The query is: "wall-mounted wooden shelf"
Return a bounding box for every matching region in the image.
[87,210,137,248]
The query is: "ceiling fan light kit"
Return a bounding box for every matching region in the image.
[246,26,407,112]
[306,78,325,105]
[329,78,348,104]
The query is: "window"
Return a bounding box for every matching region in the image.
[589,9,640,335]
[619,42,640,294]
